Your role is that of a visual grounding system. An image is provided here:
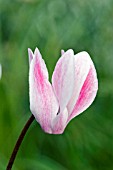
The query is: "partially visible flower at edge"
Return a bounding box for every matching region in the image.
[0,64,2,79]
[28,48,98,134]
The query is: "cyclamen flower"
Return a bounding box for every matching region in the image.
[28,48,98,134]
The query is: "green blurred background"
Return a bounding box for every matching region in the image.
[0,0,113,169]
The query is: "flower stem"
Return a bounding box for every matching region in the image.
[6,114,35,170]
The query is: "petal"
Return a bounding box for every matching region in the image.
[67,52,98,122]
[51,108,68,134]
[61,49,65,55]
[52,49,75,113]
[28,48,34,64]
[29,48,59,133]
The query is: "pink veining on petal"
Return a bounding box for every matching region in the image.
[34,58,44,91]
[67,52,91,115]
[68,65,98,122]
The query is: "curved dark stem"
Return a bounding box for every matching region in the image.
[6,114,35,170]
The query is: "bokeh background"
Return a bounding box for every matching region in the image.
[0,0,113,169]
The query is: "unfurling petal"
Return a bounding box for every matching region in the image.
[29,48,58,133]
[52,49,75,113]
[67,52,98,122]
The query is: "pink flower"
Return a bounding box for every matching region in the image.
[28,48,98,134]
